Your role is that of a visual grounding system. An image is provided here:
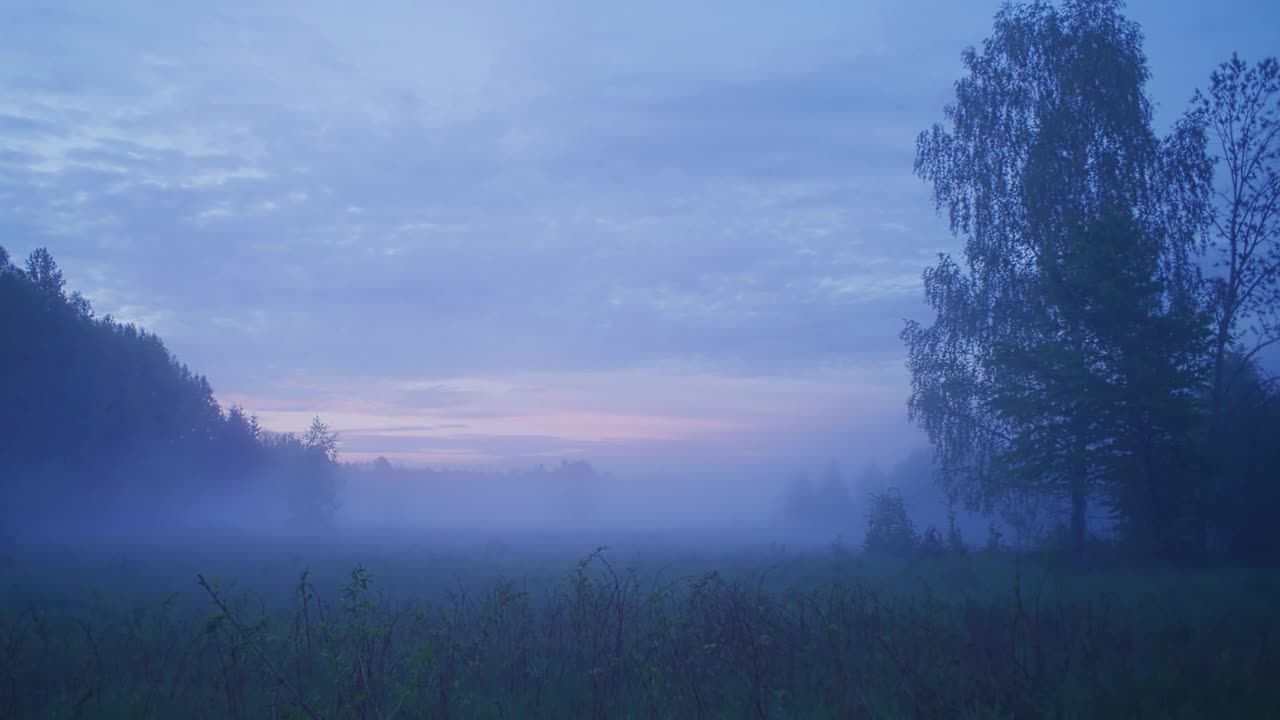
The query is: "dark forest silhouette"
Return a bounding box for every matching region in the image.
[0,247,340,534]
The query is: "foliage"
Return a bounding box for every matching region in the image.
[784,461,855,527]
[302,417,340,464]
[0,246,342,531]
[864,489,917,555]
[2,546,1277,719]
[1187,56,1280,560]
[902,0,1278,563]
[919,526,946,558]
[1191,55,1280,404]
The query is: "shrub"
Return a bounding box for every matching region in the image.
[920,525,947,558]
[865,488,917,555]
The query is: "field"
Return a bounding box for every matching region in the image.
[2,530,1277,719]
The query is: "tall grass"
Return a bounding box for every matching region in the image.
[1,546,1276,719]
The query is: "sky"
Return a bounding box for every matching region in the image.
[1,0,1276,473]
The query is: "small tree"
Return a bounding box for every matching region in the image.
[864,489,917,555]
[302,416,339,463]
[920,526,946,558]
[283,417,342,527]
[816,460,853,520]
[783,471,815,521]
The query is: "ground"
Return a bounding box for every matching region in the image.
[1,529,1276,719]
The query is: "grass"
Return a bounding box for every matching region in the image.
[1,534,1277,719]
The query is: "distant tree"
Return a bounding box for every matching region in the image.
[302,416,339,463]
[221,404,263,472]
[857,462,888,492]
[67,291,93,319]
[372,456,394,474]
[864,489,917,555]
[920,526,946,558]
[784,463,855,527]
[816,460,851,512]
[783,471,815,520]
[275,425,341,528]
[24,247,66,302]
[0,244,10,272]
[225,404,262,440]
[550,459,599,515]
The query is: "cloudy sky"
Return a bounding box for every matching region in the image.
[2,0,1275,472]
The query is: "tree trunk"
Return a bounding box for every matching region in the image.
[1069,425,1090,560]
[1070,483,1088,561]
[1205,317,1233,556]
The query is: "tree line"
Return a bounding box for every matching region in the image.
[904,0,1280,564]
[0,246,341,533]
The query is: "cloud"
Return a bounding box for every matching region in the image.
[212,362,911,470]
[0,1,949,468]
[8,0,1270,467]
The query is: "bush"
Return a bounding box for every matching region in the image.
[920,525,946,558]
[865,488,917,555]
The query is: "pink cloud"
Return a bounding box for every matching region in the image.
[218,363,909,469]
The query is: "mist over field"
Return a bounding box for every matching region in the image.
[3,0,1280,717]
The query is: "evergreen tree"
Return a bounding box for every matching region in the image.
[24,247,66,302]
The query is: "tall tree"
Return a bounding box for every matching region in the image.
[1210,352,1280,562]
[903,0,1207,557]
[24,247,66,303]
[1192,56,1280,405]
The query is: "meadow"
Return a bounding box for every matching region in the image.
[1,530,1277,719]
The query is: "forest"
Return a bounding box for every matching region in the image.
[2,0,1279,717]
[0,245,342,535]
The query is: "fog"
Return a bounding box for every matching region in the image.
[7,1,1280,716]
[4,447,990,547]
[0,0,1269,576]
